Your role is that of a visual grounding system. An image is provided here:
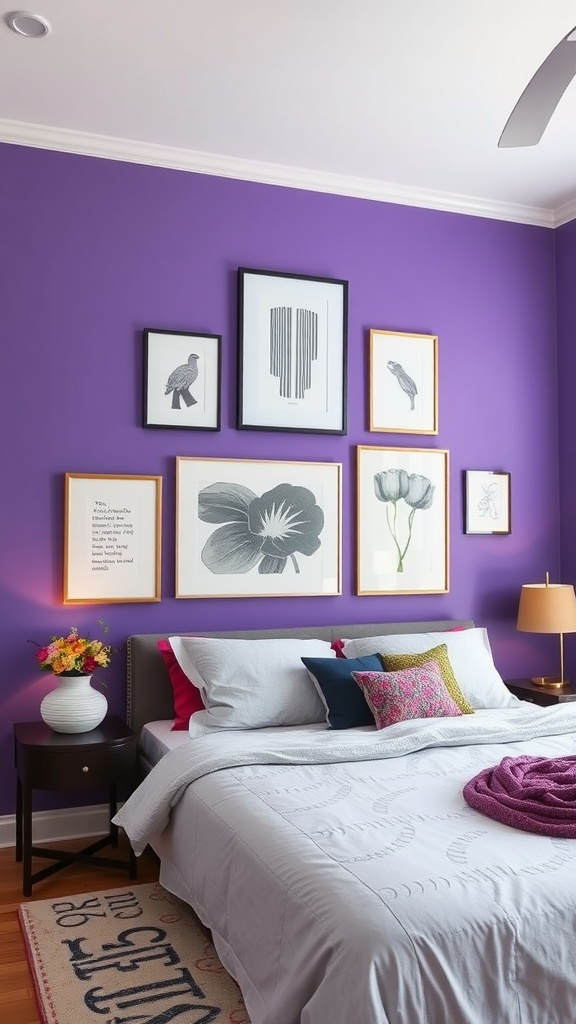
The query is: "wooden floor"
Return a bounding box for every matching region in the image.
[0,838,160,1024]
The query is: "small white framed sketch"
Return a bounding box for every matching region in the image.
[369,329,438,434]
[464,470,511,535]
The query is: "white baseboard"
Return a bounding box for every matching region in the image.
[0,804,112,849]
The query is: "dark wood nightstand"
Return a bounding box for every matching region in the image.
[505,678,576,707]
[14,716,138,896]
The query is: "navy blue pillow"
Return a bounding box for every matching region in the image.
[301,655,382,729]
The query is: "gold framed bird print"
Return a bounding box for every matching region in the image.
[369,329,438,434]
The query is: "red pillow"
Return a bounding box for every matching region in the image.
[157,639,204,730]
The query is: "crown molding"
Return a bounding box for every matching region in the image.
[553,196,576,228]
[0,116,557,229]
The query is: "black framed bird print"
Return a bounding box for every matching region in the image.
[143,328,221,431]
[369,329,438,435]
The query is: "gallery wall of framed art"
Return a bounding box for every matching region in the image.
[59,264,513,607]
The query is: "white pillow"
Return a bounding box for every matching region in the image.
[340,628,516,709]
[169,636,333,731]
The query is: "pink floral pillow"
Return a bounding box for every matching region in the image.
[351,660,463,729]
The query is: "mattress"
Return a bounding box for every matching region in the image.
[116,706,576,1024]
[138,720,190,765]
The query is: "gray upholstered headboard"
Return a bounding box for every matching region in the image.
[126,619,474,736]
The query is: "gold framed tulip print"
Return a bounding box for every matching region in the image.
[356,446,449,595]
[369,329,438,434]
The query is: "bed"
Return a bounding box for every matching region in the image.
[115,619,576,1024]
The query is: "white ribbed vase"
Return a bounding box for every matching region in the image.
[40,674,108,733]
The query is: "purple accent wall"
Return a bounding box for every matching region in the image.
[556,218,576,645]
[0,142,561,815]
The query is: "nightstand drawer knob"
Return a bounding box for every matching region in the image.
[82,766,89,773]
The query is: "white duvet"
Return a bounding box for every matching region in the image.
[114,705,576,1024]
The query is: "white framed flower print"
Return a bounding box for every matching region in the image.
[176,457,342,598]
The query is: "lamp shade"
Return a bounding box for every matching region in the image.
[517,582,576,634]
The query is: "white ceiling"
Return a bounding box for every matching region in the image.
[3,1,576,226]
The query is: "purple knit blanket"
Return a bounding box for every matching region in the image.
[463,755,576,837]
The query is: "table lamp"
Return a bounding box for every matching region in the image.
[516,572,576,687]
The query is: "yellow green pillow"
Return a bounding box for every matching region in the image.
[378,643,475,715]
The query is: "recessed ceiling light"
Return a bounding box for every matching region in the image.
[5,11,51,37]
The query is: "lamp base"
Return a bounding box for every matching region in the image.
[530,675,569,689]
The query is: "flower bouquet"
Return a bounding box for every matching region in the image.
[35,625,112,676]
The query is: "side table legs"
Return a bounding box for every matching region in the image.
[15,780,136,895]
[15,777,22,862]
[15,757,33,896]
[16,773,38,896]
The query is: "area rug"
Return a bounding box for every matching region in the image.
[18,881,250,1024]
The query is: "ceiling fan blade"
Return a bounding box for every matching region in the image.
[498,26,576,147]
